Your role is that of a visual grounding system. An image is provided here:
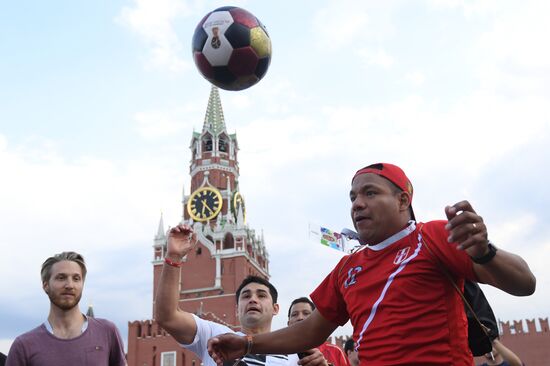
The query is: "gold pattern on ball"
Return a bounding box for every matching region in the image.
[250,27,271,58]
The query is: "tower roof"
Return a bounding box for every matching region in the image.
[86,304,95,318]
[155,212,165,240]
[202,86,226,135]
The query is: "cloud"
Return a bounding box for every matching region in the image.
[312,6,369,50]
[427,0,498,18]
[405,71,425,86]
[116,0,193,72]
[0,339,12,355]
[134,102,204,139]
[466,1,550,97]
[356,48,395,69]
[0,135,185,292]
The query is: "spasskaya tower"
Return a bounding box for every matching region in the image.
[127,86,270,366]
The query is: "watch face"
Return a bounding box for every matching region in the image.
[187,187,223,222]
[231,191,246,223]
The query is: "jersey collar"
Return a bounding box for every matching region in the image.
[368,221,416,251]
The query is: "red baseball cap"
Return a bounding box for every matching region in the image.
[353,163,415,220]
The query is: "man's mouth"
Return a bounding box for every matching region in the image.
[354,215,369,224]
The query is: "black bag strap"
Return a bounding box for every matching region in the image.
[418,224,491,341]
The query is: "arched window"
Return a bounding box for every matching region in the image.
[223,232,235,249]
[219,138,228,152]
[203,136,213,152]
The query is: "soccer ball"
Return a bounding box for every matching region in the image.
[192,6,272,91]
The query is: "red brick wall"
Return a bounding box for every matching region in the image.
[472,318,550,366]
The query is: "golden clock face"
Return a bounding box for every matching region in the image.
[231,191,246,223]
[187,187,223,222]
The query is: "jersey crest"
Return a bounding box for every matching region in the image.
[393,247,411,265]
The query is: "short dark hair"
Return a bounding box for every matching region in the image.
[344,338,355,352]
[235,275,278,304]
[287,297,315,318]
[41,251,87,283]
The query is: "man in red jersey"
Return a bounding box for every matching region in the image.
[207,163,536,365]
[287,297,349,366]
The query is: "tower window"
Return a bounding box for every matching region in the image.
[204,139,213,151]
[223,232,235,249]
[219,139,227,152]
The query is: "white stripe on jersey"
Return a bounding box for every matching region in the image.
[355,230,424,352]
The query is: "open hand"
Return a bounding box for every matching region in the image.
[167,224,198,260]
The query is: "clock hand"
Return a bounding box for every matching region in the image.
[201,199,214,215]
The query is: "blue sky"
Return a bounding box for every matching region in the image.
[1,0,549,354]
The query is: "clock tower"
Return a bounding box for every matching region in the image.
[127,86,270,366]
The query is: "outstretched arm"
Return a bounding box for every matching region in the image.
[208,310,338,364]
[493,339,523,366]
[154,224,199,344]
[445,201,536,296]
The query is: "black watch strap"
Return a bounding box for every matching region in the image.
[471,242,497,264]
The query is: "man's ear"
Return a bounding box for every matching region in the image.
[42,281,49,294]
[398,191,411,212]
[272,303,280,316]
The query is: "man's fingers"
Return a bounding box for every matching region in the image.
[448,220,484,242]
[445,200,477,222]
[298,349,328,366]
[451,200,476,214]
[444,205,456,221]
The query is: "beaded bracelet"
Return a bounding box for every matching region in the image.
[164,257,184,268]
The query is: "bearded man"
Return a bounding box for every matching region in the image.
[6,251,126,366]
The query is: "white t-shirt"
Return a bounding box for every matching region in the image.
[183,314,299,366]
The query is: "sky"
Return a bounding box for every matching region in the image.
[1,0,549,355]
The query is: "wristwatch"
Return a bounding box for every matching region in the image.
[471,241,497,264]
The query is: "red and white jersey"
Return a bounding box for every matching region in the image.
[311,221,477,366]
[318,342,350,366]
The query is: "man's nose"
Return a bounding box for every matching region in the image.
[64,279,75,288]
[352,195,366,212]
[248,295,259,303]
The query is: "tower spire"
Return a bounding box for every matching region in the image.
[203,86,226,135]
[155,212,165,239]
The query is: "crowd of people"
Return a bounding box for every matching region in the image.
[3,162,534,365]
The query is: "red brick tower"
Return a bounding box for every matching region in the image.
[127,86,270,366]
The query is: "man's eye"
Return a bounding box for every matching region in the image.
[366,191,376,196]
